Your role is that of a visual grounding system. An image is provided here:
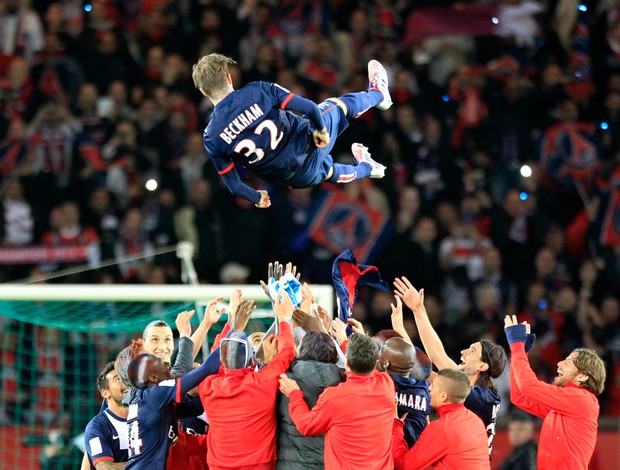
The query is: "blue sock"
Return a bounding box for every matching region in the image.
[338,90,383,118]
[326,163,371,183]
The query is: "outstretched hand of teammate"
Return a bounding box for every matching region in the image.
[312,127,330,148]
[176,310,195,338]
[204,297,226,326]
[255,190,271,208]
[394,277,425,314]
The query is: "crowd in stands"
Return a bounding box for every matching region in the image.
[0,0,618,424]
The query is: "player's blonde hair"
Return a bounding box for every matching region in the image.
[572,348,606,395]
[192,53,237,95]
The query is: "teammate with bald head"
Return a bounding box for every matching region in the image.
[392,368,490,469]
[124,318,223,469]
[378,338,430,447]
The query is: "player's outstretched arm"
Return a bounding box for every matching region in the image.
[394,277,457,370]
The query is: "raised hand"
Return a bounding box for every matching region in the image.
[262,334,278,364]
[292,308,322,332]
[232,299,256,332]
[390,295,405,332]
[299,282,314,315]
[260,261,284,301]
[204,297,226,326]
[331,317,347,344]
[317,306,331,333]
[228,289,242,326]
[274,289,294,322]
[390,295,412,343]
[175,310,195,338]
[347,317,366,335]
[394,277,424,313]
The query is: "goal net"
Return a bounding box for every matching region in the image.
[0,284,333,469]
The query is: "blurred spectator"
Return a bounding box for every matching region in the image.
[1,177,34,247]
[0,0,44,61]
[497,410,538,470]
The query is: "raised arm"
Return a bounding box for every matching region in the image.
[394,277,458,370]
[390,295,413,344]
[504,316,585,417]
[191,297,226,359]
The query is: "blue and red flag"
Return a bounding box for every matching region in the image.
[307,189,393,263]
[540,122,600,190]
[332,249,389,323]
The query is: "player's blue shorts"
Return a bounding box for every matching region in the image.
[285,99,349,188]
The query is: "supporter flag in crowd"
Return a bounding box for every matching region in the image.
[307,189,393,263]
[599,165,620,247]
[540,121,600,189]
[332,248,389,323]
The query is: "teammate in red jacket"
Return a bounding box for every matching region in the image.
[504,315,606,469]
[392,368,490,469]
[279,333,395,470]
[198,293,295,470]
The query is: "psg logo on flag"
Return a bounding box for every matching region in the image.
[540,122,600,188]
[307,190,392,263]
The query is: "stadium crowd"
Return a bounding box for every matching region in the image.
[0,0,618,467]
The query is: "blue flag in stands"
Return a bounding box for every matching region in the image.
[332,249,389,323]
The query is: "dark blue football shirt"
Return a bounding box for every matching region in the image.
[465,385,501,453]
[392,374,431,447]
[125,350,220,469]
[203,81,325,204]
[84,407,129,468]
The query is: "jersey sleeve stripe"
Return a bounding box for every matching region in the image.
[218,162,235,175]
[280,92,295,110]
[321,104,337,115]
[92,456,114,466]
[176,378,182,403]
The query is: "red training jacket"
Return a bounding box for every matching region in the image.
[288,370,395,470]
[510,342,599,469]
[392,403,490,469]
[198,322,294,468]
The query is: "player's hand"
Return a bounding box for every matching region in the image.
[274,289,294,322]
[292,308,322,332]
[228,289,242,326]
[347,318,366,335]
[175,310,195,338]
[394,277,424,313]
[232,299,256,332]
[312,128,330,148]
[204,297,226,327]
[279,374,301,397]
[255,190,271,208]
[262,334,278,364]
[331,317,348,344]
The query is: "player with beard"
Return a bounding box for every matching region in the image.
[504,315,606,469]
[84,362,129,469]
[394,277,507,454]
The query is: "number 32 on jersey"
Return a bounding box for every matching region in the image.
[233,119,283,163]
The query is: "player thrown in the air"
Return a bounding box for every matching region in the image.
[192,54,391,208]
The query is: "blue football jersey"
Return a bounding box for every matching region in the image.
[464,385,501,453]
[204,81,316,182]
[125,378,182,470]
[84,408,129,468]
[392,374,431,447]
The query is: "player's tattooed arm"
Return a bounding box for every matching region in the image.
[95,461,127,469]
